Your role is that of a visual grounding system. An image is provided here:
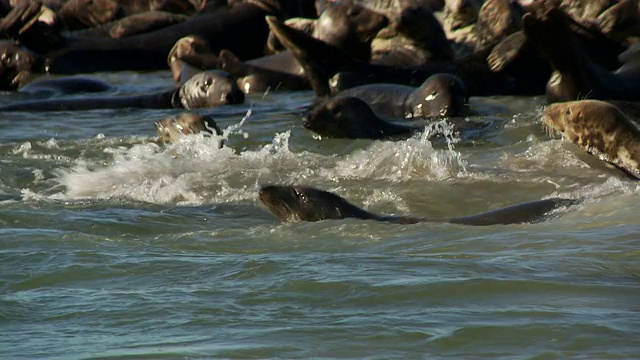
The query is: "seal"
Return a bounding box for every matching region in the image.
[214,3,388,91]
[265,12,548,97]
[18,76,113,96]
[42,1,291,73]
[542,99,640,179]
[0,41,43,91]
[371,5,453,67]
[0,70,244,111]
[304,96,423,140]
[523,7,640,103]
[335,73,469,119]
[156,112,223,145]
[259,185,579,225]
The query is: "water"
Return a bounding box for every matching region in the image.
[1,72,639,359]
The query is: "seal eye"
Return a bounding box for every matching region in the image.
[565,108,572,118]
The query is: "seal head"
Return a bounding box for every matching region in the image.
[542,100,640,178]
[406,73,469,118]
[0,41,40,91]
[156,112,223,145]
[304,96,417,140]
[259,185,377,222]
[177,70,245,109]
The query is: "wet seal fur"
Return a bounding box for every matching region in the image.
[304,96,424,140]
[259,185,578,226]
[334,73,469,119]
[542,99,640,179]
[0,70,244,111]
[156,112,223,146]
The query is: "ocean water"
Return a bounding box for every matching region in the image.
[1,72,639,359]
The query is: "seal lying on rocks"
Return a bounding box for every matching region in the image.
[0,70,244,111]
[542,99,640,179]
[523,7,640,103]
[259,185,579,225]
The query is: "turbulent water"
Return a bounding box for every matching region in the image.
[1,72,639,359]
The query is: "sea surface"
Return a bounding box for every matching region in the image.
[1,71,639,359]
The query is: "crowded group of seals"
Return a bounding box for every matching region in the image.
[1,0,640,225]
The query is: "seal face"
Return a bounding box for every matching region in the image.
[407,73,469,118]
[156,112,223,145]
[0,41,40,91]
[259,185,375,222]
[542,100,640,178]
[178,70,245,109]
[304,96,417,140]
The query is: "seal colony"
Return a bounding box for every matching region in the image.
[4,1,640,226]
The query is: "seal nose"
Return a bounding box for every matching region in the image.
[225,90,245,105]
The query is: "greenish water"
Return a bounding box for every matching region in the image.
[1,72,639,359]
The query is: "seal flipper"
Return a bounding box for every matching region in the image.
[449,198,580,226]
[265,15,356,97]
[487,30,527,72]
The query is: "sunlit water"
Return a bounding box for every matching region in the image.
[1,72,639,359]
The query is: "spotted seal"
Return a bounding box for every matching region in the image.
[259,185,578,225]
[0,70,244,111]
[156,112,223,145]
[542,99,640,179]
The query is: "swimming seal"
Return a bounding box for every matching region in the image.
[335,73,469,119]
[304,96,423,140]
[156,112,223,145]
[0,70,244,111]
[259,185,578,225]
[18,76,113,96]
[542,99,640,179]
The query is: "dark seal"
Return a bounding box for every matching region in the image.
[304,96,423,140]
[335,73,469,119]
[0,70,244,111]
[259,185,578,226]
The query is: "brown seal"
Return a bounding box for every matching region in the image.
[0,70,244,111]
[542,99,640,179]
[259,185,578,225]
[0,41,42,91]
[156,112,223,145]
